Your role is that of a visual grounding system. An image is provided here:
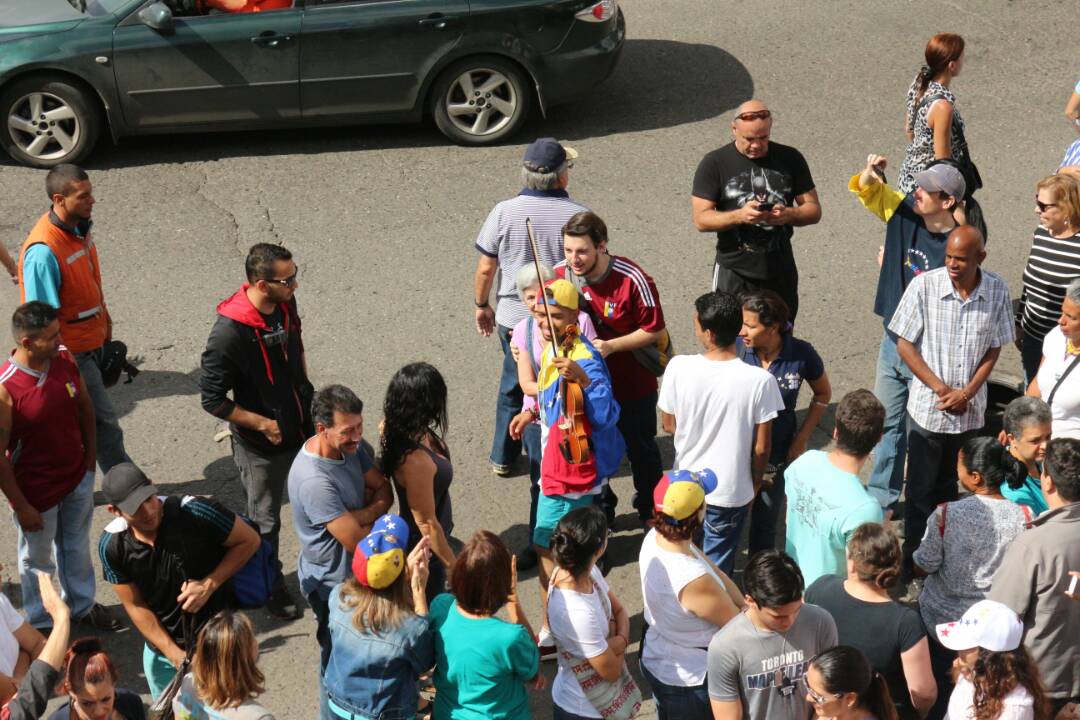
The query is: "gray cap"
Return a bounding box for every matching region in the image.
[913,164,966,200]
[102,462,158,515]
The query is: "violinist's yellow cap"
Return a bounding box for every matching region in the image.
[537,279,580,310]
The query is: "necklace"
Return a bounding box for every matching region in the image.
[749,613,798,697]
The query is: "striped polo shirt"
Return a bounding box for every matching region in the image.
[474,188,588,329]
[1020,225,1080,342]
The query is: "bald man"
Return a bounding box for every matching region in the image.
[887,226,1015,580]
[692,100,821,320]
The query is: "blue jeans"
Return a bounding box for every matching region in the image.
[75,349,130,473]
[14,470,96,627]
[522,420,541,537]
[867,330,912,511]
[307,583,334,673]
[489,325,523,468]
[702,503,750,577]
[1021,330,1043,385]
[748,464,785,554]
[641,661,710,720]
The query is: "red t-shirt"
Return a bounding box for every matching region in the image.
[0,350,85,511]
[556,255,666,402]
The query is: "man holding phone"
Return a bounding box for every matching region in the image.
[691,100,822,321]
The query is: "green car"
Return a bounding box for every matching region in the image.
[0,0,625,168]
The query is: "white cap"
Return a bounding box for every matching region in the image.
[935,600,1024,652]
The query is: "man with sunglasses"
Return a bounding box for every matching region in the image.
[692,100,821,322]
[199,242,315,620]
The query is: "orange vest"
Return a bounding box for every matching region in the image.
[18,212,107,355]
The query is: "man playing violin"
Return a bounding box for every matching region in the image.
[556,211,671,525]
[509,279,624,595]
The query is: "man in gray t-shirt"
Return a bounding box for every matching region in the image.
[708,549,838,720]
[288,385,392,669]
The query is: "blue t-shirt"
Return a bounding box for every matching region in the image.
[1002,474,1049,516]
[874,195,950,326]
[429,593,537,720]
[288,444,374,595]
[20,243,61,308]
[737,334,824,463]
[784,450,884,586]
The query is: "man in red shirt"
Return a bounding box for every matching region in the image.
[0,302,118,631]
[556,211,671,523]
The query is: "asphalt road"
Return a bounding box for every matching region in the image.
[0,0,1075,717]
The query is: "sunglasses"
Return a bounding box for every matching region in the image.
[1035,197,1058,212]
[264,272,298,288]
[735,110,772,122]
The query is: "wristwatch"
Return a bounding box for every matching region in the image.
[474,299,490,308]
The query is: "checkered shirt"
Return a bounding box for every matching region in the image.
[888,266,1015,433]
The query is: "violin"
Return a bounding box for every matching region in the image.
[525,218,590,466]
[557,325,591,465]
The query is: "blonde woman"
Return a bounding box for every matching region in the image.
[173,611,273,720]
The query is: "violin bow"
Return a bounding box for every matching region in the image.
[525,217,562,359]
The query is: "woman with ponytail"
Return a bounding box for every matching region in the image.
[546,506,641,719]
[804,646,898,720]
[912,437,1032,720]
[898,33,971,195]
[806,524,936,719]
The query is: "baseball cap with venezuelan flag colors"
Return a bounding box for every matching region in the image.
[653,469,718,523]
[351,514,409,589]
[536,279,580,310]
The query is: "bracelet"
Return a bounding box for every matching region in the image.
[474,300,490,308]
[812,400,828,408]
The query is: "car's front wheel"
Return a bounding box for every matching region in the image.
[0,76,101,168]
[432,57,532,146]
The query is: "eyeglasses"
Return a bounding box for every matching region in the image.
[1036,197,1058,212]
[801,676,840,704]
[735,110,772,122]
[264,272,298,288]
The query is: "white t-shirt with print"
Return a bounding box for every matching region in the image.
[548,565,612,718]
[0,594,26,677]
[658,354,784,507]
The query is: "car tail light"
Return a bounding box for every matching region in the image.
[575,0,617,22]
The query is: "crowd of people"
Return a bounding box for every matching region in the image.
[0,30,1078,720]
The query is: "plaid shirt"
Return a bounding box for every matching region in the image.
[888,267,1014,433]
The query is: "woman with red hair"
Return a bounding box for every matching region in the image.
[48,638,144,720]
[897,33,972,194]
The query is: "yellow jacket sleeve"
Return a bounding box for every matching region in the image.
[848,173,905,223]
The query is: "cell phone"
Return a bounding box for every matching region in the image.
[756,202,775,212]
[1069,574,1078,596]
[872,164,887,183]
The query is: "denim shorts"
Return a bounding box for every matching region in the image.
[533,493,596,548]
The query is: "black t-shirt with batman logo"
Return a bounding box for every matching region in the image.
[693,141,815,281]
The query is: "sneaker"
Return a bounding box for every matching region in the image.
[515,545,538,571]
[491,463,513,478]
[266,587,302,620]
[77,603,122,632]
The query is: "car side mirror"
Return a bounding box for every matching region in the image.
[139,2,174,32]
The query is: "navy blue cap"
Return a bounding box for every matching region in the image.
[522,138,577,173]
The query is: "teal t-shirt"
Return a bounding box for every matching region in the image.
[1002,475,1049,516]
[784,450,884,585]
[429,593,538,720]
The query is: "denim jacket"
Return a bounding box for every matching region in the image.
[323,583,435,720]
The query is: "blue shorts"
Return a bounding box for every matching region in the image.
[533,493,595,548]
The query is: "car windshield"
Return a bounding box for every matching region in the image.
[63,0,133,16]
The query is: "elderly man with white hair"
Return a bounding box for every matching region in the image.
[691,99,822,322]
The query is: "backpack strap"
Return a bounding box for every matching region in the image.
[937,502,948,538]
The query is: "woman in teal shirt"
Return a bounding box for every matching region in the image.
[430,530,541,719]
[1001,396,1052,515]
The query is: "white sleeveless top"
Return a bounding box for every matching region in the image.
[638,528,721,685]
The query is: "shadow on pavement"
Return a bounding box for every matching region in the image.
[23,39,753,170]
[108,367,201,420]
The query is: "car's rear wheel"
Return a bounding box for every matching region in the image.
[432,57,531,146]
[0,76,101,168]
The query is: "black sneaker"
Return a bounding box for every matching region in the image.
[77,603,122,632]
[266,587,301,620]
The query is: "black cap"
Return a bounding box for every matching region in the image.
[522,137,578,173]
[102,462,158,515]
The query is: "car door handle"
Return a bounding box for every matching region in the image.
[418,14,460,30]
[251,32,294,48]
